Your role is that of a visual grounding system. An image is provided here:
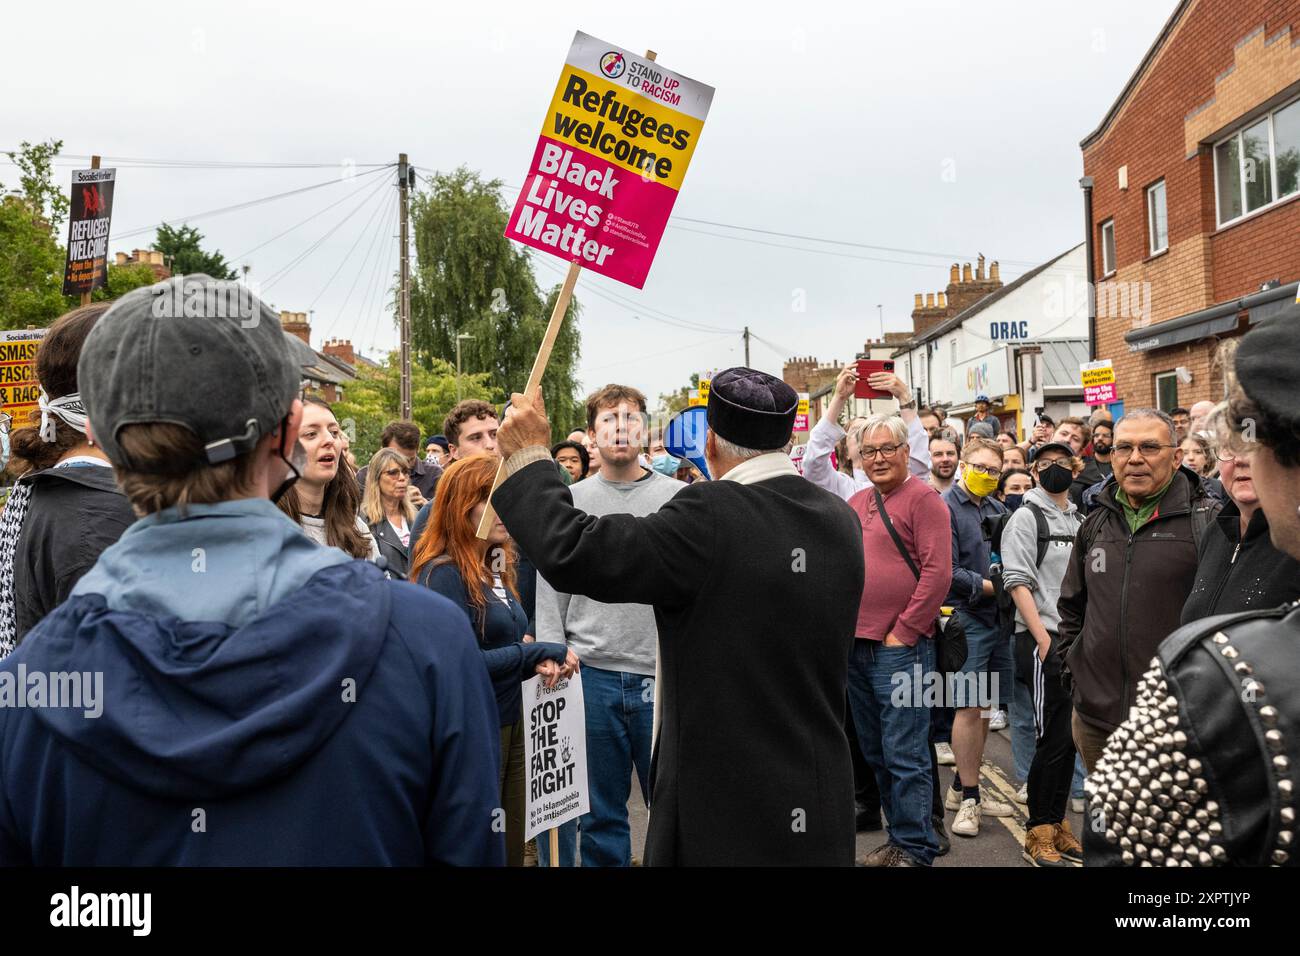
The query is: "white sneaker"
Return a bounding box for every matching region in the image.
[945,784,1014,816]
[935,742,956,766]
[1015,783,1028,805]
[952,798,981,837]
[989,710,1008,731]
[1071,797,1085,814]
[980,793,1015,817]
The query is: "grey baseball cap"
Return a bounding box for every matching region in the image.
[78,275,302,467]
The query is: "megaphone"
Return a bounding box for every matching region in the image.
[663,405,710,480]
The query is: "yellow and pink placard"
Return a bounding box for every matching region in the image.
[505,32,714,289]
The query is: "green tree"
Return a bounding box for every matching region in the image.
[0,196,65,330]
[657,372,700,417]
[154,223,237,279]
[5,139,68,230]
[409,167,583,436]
[0,140,68,330]
[332,351,496,464]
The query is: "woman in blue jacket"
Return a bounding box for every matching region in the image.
[410,453,577,866]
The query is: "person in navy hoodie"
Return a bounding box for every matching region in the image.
[0,276,503,866]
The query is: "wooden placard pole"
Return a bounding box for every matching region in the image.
[474,258,580,539]
[476,49,658,542]
[79,154,101,307]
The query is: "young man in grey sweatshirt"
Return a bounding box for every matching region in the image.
[535,385,685,866]
[1000,441,1085,866]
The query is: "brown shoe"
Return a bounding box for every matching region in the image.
[1054,819,1083,863]
[857,842,895,866]
[1023,824,1067,867]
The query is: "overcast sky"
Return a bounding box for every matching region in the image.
[4,0,1177,403]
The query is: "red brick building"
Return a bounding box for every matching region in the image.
[1082,0,1300,413]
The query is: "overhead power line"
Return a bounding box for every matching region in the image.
[112,164,393,240]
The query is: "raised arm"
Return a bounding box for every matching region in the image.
[493,390,712,613]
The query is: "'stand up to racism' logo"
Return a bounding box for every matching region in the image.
[599,51,625,79]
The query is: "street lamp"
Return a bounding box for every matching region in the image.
[456,333,475,401]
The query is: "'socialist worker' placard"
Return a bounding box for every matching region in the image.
[522,671,589,842]
[0,330,48,426]
[505,31,714,289]
[62,168,117,296]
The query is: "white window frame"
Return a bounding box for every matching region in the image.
[1213,91,1300,228]
[1154,371,1179,412]
[1100,219,1116,276]
[1146,180,1168,254]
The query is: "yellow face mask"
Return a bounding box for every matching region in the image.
[962,464,999,498]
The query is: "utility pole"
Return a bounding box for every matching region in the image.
[877,304,884,341]
[743,326,750,366]
[398,153,413,419]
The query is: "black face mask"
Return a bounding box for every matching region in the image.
[1039,462,1074,494]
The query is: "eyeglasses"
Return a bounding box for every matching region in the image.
[1033,457,1069,472]
[381,467,410,479]
[1112,442,1177,459]
[964,462,1001,478]
[860,443,905,460]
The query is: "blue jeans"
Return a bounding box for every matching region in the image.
[538,664,654,867]
[847,638,938,865]
[1010,636,1035,781]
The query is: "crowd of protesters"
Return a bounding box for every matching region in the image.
[0,274,1296,868]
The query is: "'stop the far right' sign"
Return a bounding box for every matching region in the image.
[504,31,715,289]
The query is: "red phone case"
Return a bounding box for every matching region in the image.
[855,360,895,399]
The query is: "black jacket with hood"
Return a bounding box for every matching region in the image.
[12,463,135,645]
[1180,500,1300,624]
[1057,466,1220,733]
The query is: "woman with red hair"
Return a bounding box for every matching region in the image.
[410,454,577,866]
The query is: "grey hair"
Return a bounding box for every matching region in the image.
[1115,407,1177,445]
[712,433,784,461]
[858,414,909,448]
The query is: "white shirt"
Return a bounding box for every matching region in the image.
[802,414,931,501]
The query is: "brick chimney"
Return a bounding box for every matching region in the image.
[911,290,949,336]
[946,256,1003,318]
[322,338,356,367]
[281,310,311,344]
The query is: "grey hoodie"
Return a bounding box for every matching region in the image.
[534,469,685,675]
[999,486,1083,634]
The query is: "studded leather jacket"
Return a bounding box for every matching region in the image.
[1083,600,1299,867]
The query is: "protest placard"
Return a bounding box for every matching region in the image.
[478,35,713,538]
[504,31,714,289]
[1080,360,1117,406]
[62,168,116,297]
[0,330,48,426]
[793,394,810,431]
[523,671,589,845]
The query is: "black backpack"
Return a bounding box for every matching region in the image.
[984,503,1081,641]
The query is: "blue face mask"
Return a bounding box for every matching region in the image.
[1003,493,1024,511]
[651,453,681,476]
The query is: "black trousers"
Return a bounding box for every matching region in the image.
[1015,631,1075,828]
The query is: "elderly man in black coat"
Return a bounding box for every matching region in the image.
[493,368,864,866]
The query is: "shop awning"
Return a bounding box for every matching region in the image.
[1124,281,1298,352]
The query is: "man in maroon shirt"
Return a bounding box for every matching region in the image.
[846,414,953,866]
